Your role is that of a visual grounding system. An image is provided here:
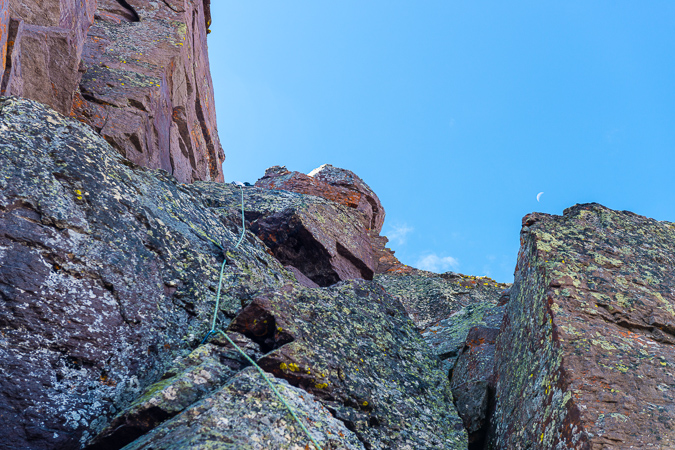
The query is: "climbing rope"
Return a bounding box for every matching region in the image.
[201,183,322,450]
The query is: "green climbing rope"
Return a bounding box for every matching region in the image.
[201,184,322,450]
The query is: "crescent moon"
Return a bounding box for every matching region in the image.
[537,192,544,202]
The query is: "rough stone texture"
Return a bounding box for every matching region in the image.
[489,203,675,449]
[0,97,466,450]
[0,0,223,184]
[226,281,467,449]
[256,165,385,234]
[309,163,385,233]
[72,0,224,184]
[0,97,287,450]
[86,334,262,450]
[193,181,378,287]
[376,272,509,374]
[123,367,366,450]
[450,325,501,448]
[0,0,96,115]
[0,0,8,79]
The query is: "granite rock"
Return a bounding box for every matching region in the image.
[489,203,675,449]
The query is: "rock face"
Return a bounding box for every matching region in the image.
[1,0,96,115]
[3,91,675,449]
[0,0,224,184]
[194,181,378,287]
[255,164,385,233]
[489,204,675,449]
[0,97,467,450]
[0,96,274,450]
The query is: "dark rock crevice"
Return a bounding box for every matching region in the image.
[114,0,140,22]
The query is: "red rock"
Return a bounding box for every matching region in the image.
[253,164,406,279]
[73,0,224,183]
[255,165,384,233]
[1,0,96,115]
[0,0,223,184]
[489,203,675,449]
[310,164,385,233]
[0,0,8,79]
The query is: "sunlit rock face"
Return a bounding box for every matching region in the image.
[489,204,675,449]
[0,0,224,183]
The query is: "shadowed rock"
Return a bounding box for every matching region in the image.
[193,180,378,287]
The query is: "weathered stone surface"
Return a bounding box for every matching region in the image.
[450,325,500,448]
[0,97,287,449]
[489,203,675,449]
[1,0,223,183]
[256,164,385,233]
[123,367,366,450]
[309,164,385,233]
[226,281,467,449]
[376,272,508,375]
[0,97,467,449]
[0,0,8,80]
[86,334,262,450]
[1,0,96,115]
[193,181,377,286]
[72,0,224,184]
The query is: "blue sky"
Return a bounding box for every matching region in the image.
[208,2,675,283]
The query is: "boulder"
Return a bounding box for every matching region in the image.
[120,367,366,450]
[256,164,385,233]
[309,163,385,233]
[489,204,675,449]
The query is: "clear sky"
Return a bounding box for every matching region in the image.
[208,2,675,283]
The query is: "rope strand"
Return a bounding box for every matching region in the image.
[201,184,322,450]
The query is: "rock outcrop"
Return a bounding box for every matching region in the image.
[2,9,675,443]
[0,97,467,450]
[0,0,223,184]
[489,204,675,449]
[3,95,675,449]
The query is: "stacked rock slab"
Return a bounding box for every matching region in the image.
[193,180,378,286]
[0,98,467,450]
[1,0,96,114]
[489,204,675,449]
[253,164,409,279]
[0,0,223,184]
